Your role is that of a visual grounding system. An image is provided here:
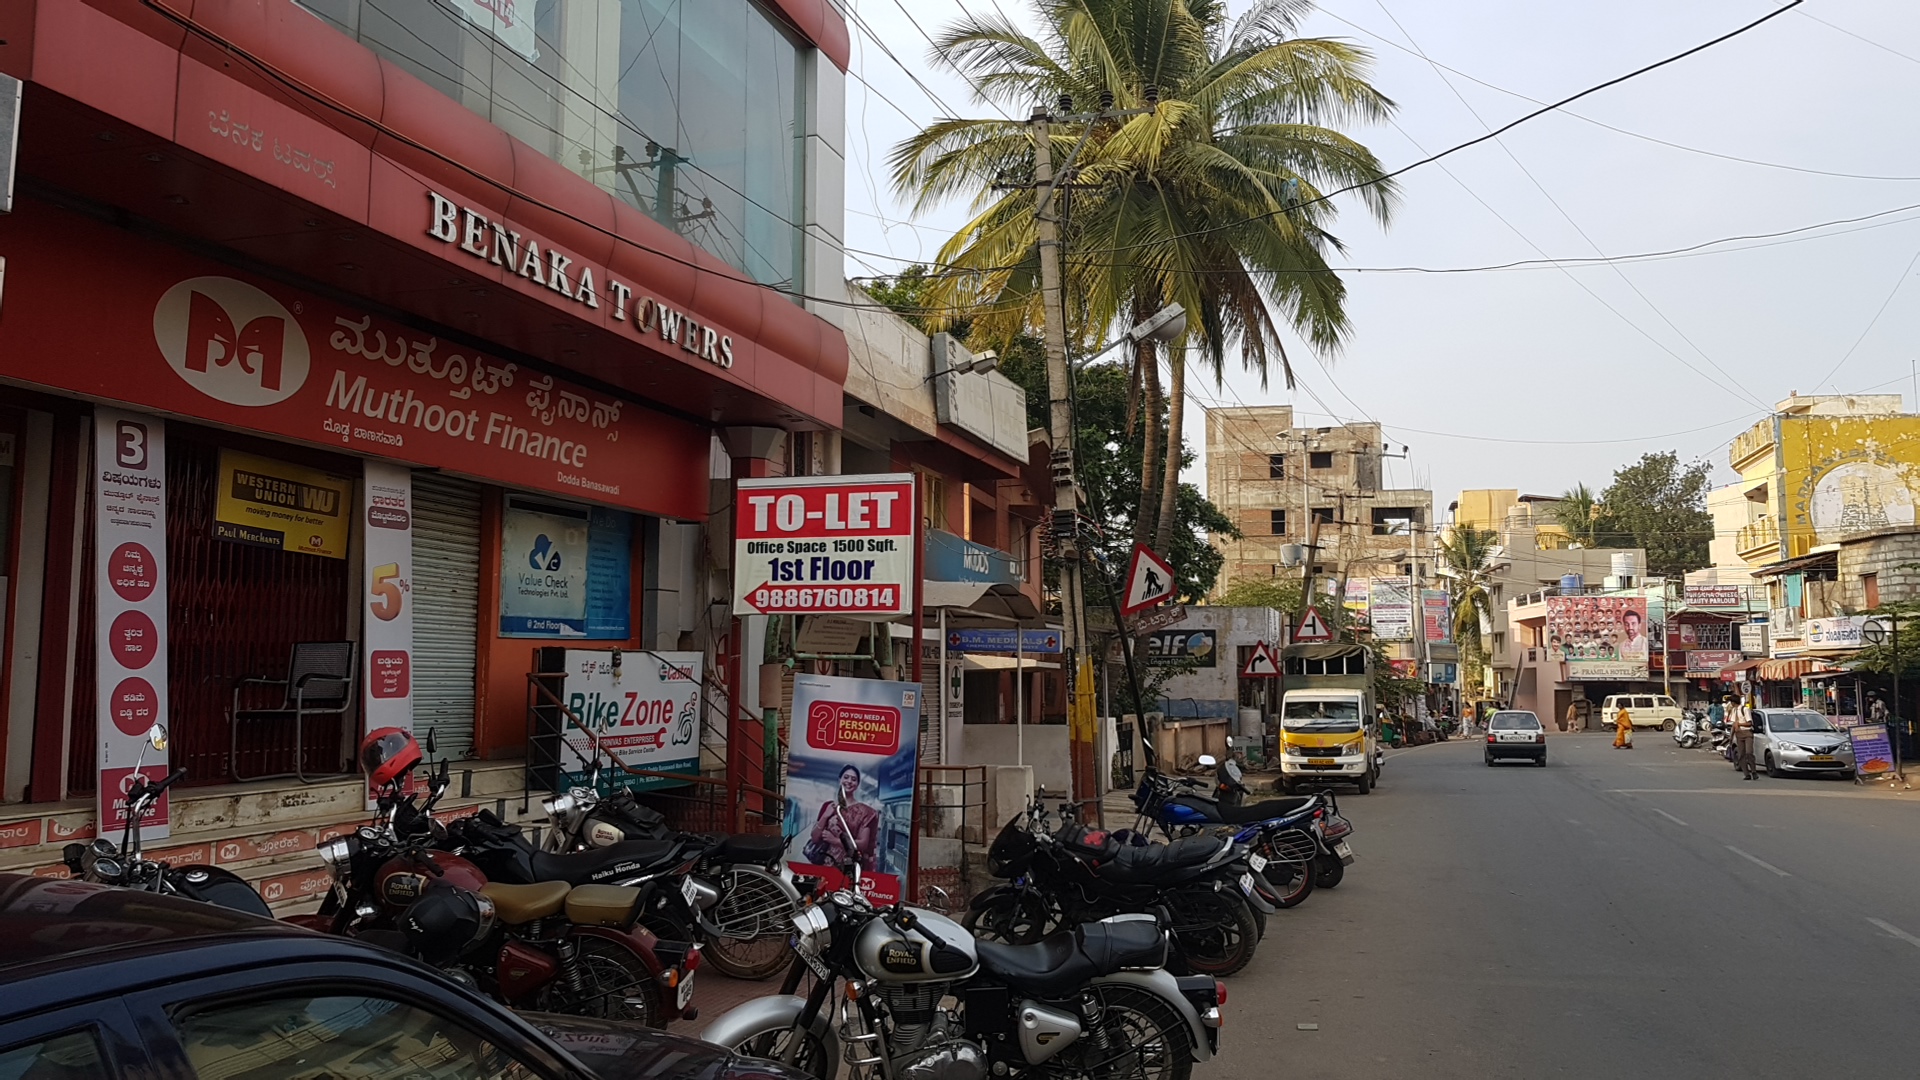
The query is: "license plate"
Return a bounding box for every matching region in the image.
[676,969,695,1010]
[1238,872,1254,895]
[1248,853,1268,872]
[1809,755,1836,762]
[1334,842,1353,859]
[680,877,701,905]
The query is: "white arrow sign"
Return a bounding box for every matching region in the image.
[1241,640,1281,678]
[1120,542,1177,616]
[1294,606,1333,643]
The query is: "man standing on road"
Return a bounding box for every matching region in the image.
[1733,700,1758,780]
[1613,703,1634,749]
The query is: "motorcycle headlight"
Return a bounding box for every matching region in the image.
[791,904,832,956]
[317,837,354,877]
[542,792,576,819]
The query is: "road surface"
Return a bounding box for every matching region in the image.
[1217,731,1920,1078]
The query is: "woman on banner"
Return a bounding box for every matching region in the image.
[805,764,880,870]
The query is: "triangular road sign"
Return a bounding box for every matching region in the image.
[1241,641,1281,678]
[1294,606,1333,643]
[1120,542,1178,616]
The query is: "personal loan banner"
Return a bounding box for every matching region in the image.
[784,674,921,905]
[94,408,173,837]
[1547,595,1650,680]
[558,650,702,790]
[734,474,916,616]
[362,461,414,749]
[215,449,352,559]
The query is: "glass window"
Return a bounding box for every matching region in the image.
[1267,454,1285,479]
[175,994,541,1080]
[1269,509,1286,536]
[0,1030,106,1079]
[1658,696,1675,707]
[1632,697,1654,709]
[301,0,808,293]
[1282,700,1361,729]
[1492,712,1540,729]
[1762,711,1835,733]
[1309,452,1333,469]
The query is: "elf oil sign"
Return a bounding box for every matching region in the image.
[734,474,917,616]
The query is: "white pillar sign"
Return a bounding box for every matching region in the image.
[361,462,414,747]
[93,407,172,838]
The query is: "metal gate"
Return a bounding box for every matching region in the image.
[409,474,482,760]
[166,436,352,783]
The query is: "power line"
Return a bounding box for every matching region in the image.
[1312,7,1920,184]
[1812,245,1920,392]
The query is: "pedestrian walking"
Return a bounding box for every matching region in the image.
[1563,701,1578,732]
[1613,703,1634,749]
[1734,700,1757,780]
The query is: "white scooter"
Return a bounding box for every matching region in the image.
[1673,713,1707,749]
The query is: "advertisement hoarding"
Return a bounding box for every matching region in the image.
[214,450,352,559]
[1685,650,1743,677]
[1368,577,1414,640]
[361,462,414,766]
[1849,723,1895,777]
[1805,616,1867,650]
[554,650,702,789]
[500,497,632,638]
[1684,585,1744,608]
[1422,590,1452,643]
[783,674,921,905]
[1143,630,1218,667]
[734,474,917,617]
[94,408,172,837]
[1547,595,1650,680]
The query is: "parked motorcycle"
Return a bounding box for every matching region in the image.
[702,791,1223,1080]
[1129,768,1319,909]
[63,724,271,918]
[966,800,1268,977]
[1674,713,1706,749]
[294,727,700,1027]
[530,759,800,978]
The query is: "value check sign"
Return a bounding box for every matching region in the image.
[733,473,917,616]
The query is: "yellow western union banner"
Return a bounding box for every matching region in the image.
[214,450,352,559]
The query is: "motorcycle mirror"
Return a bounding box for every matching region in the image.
[1197,754,1217,769]
[145,724,169,752]
[424,728,438,757]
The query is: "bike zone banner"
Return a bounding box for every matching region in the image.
[555,649,703,790]
[94,407,173,837]
[733,474,917,617]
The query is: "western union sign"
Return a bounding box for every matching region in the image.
[214,449,351,559]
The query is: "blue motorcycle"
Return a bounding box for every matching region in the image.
[1128,754,1356,903]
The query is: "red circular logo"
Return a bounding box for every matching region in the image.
[108,610,158,670]
[108,678,160,737]
[108,543,158,603]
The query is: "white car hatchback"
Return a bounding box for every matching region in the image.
[1485,711,1547,767]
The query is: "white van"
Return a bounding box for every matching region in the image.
[1599,693,1682,731]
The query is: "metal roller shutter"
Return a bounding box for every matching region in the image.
[410,474,482,760]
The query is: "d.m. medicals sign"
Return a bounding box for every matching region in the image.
[733,474,916,617]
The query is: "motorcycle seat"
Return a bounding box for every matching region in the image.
[974,919,1167,996]
[565,883,644,928]
[1217,797,1316,824]
[481,880,571,924]
[528,839,684,886]
[708,834,787,866]
[1095,836,1222,884]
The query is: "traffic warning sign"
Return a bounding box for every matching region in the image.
[1241,641,1281,678]
[1293,606,1333,643]
[1120,542,1177,616]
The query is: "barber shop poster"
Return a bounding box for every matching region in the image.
[783,674,920,905]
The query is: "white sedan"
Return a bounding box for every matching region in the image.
[1485,711,1547,767]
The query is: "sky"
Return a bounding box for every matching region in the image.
[835,0,1920,520]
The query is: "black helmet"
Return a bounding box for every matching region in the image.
[401,886,496,966]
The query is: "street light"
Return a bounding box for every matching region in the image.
[1075,303,1190,365]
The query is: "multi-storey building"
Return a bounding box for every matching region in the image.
[1205,405,1434,591]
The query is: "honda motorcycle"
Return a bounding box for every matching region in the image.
[1130,765,1347,908]
[63,723,271,917]
[966,801,1268,977]
[703,793,1222,1080]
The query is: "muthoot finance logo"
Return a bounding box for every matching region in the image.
[153,276,310,406]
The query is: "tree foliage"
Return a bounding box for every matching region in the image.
[1437,525,1499,702]
[1593,452,1714,577]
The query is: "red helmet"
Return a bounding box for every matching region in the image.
[359,727,421,790]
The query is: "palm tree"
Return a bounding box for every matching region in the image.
[1439,525,1500,701]
[892,0,1396,552]
[1557,484,1599,547]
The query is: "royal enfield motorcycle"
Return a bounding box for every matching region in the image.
[703,795,1223,1080]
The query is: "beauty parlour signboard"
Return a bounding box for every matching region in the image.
[0,201,707,520]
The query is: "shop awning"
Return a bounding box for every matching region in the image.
[922,581,1042,620]
[1758,657,1836,681]
[960,655,1061,672]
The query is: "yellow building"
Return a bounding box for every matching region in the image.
[1719,394,1920,567]
[1454,489,1574,549]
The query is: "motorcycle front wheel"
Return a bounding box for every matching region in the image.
[534,936,661,1027]
[1045,983,1194,1080]
[728,1027,833,1080]
[1164,887,1258,977]
[703,867,799,980]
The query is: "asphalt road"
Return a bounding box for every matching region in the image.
[1215,731,1920,1079]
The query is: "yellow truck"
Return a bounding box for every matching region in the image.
[1277,643,1381,795]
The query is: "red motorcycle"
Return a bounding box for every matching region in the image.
[285,728,700,1026]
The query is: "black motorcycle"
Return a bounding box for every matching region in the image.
[966,801,1268,977]
[64,723,271,918]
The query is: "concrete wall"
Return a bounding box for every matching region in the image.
[1837,528,1920,610]
[961,724,1070,795]
[1150,606,1282,720]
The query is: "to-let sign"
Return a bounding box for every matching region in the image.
[733,474,917,616]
